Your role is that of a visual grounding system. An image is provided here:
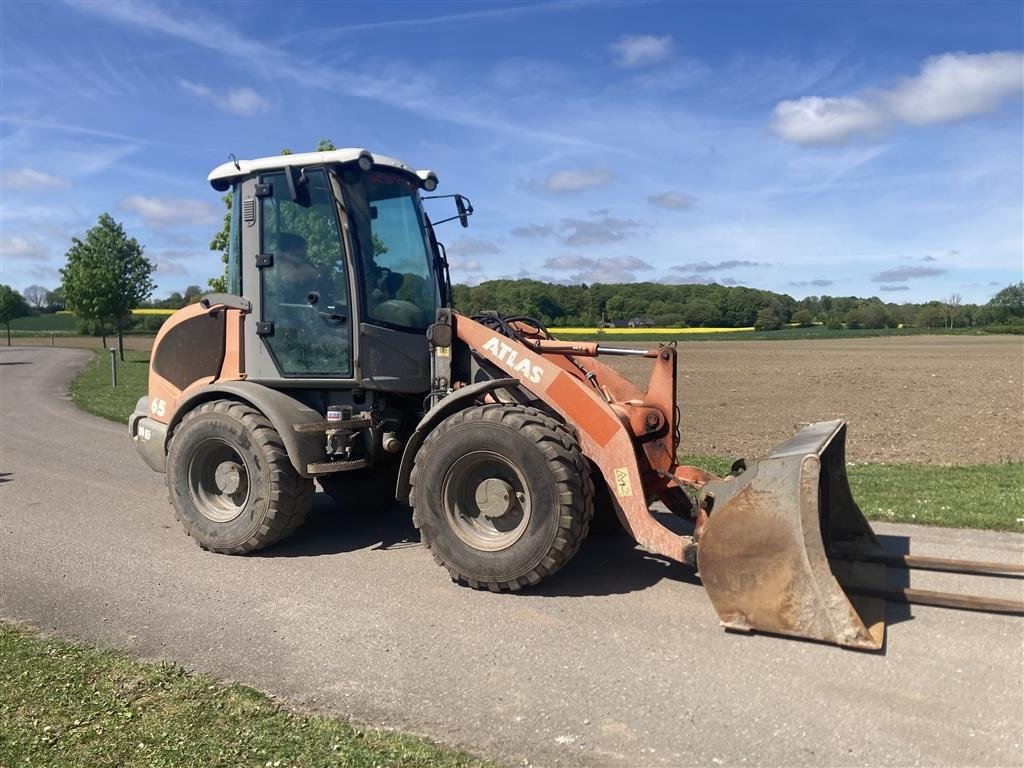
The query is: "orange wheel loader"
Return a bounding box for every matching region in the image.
[129,149,1023,650]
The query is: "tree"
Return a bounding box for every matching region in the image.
[61,213,155,360]
[791,308,815,327]
[987,282,1024,324]
[0,284,28,345]
[22,284,47,310]
[316,138,336,151]
[183,284,204,304]
[754,306,782,331]
[44,287,64,311]
[944,293,962,329]
[207,192,232,293]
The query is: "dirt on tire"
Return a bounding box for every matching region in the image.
[605,335,1023,465]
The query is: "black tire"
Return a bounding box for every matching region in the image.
[318,461,400,510]
[588,463,626,535]
[166,400,314,554]
[410,404,593,591]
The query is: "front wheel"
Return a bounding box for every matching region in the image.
[166,400,314,554]
[410,405,593,591]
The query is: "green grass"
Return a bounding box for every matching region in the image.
[0,623,495,768]
[9,313,79,331]
[68,349,151,423]
[680,454,1024,532]
[554,326,983,343]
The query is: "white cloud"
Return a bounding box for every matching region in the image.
[673,259,771,273]
[772,51,1024,145]
[886,51,1024,125]
[611,34,674,68]
[121,196,220,228]
[646,191,693,210]
[1,168,71,190]
[510,223,556,238]
[223,87,271,116]
[545,168,613,193]
[560,216,639,246]
[541,254,652,283]
[447,236,499,256]
[871,266,947,282]
[179,79,270,116]
[542,254,651,272]
[772,96,887,145]
[0,235,48,260]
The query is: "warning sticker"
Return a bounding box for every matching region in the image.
[613,467,633,498]
[435,346,451,357]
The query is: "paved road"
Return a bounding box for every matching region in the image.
[2,346,1022,767]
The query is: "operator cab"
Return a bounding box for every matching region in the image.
[207,148,466,392]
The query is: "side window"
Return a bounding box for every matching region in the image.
[259,168,351,377]
[227,186,241,295]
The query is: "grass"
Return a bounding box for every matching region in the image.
[68,349,151,423]
[0,622,495,768]
[680,454,1024,532]
[552,325,984,343]
[9,313,79,332]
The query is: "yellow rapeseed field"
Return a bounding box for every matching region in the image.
[553,326,754,335]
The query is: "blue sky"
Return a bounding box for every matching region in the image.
[1,0,1022,303]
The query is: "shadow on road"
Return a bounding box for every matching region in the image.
[258,495,696,595]
[0,361,31,366]
[256,493,420,558]
[878,534,914,628]
[0,472,11,483]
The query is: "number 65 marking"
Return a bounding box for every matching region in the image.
[149,398,167,418]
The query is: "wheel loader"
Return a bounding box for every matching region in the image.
[129,148,1022,650]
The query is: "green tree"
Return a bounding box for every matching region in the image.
[183,284,204,304]
[316,138,337,151]
[987,281,1024,324]
[754,306,782,331]
[44,287,64,311]
[207,192,232,292]
[791,308,815,327]
[0,284,28,345]
[61,213,155,360]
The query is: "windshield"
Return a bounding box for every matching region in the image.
[341,169,438,330]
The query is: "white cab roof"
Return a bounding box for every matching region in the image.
[207,148,435,189]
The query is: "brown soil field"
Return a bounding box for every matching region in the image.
[606,335,1023,465]
[11,334,1022,464]
[9,335,155,352]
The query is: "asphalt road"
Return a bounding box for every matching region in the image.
[2,346,1022,767]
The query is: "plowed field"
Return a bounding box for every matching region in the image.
[606,335,1023,465]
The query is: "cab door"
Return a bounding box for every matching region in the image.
[256,167,352,378]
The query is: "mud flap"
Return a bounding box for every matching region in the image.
[697,420,888,650]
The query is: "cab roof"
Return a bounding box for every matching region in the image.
[207,148,436,191]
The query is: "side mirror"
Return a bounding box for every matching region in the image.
[455,195,473,228]
[286,166,310,207]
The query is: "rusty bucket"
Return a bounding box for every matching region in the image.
[696,420,888,650]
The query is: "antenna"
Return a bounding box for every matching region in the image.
[228,153,241,171]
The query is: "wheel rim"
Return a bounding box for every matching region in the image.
[441,450,532,551]
[187,438,251,523]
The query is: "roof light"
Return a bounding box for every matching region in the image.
[417,170,439,191]
[357,150,374,172]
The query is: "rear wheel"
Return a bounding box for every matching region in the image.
[166,400,313,554]
[410,405,593,591]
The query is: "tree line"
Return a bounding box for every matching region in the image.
[450,279,1024,330]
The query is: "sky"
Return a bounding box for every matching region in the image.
[1,0,1022,304]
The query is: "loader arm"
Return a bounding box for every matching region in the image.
[452,312,703,565]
